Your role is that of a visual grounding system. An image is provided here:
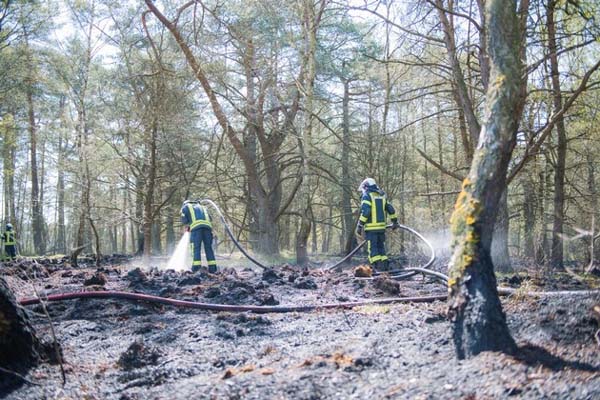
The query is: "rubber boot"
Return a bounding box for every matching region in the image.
[208,265,218,274]
[192,265,201,273]
[371,261,379,272]
[381,259,390,271]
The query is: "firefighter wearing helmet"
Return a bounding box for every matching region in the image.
[181,200,218,273]
[356,178,399,271]
[2,223,17,260]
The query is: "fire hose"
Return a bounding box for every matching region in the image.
[19,287,600,314]
[201,199,442,282]
[19,291,448,313]
[326,223,439,283]
[200,198,268,270]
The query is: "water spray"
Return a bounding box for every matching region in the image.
[165,232,191,272]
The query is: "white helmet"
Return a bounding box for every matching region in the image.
[358,177,377,193]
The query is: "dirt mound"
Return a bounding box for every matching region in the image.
[84,272,107,286]
[372,275,401,295]
[118,340,162,370]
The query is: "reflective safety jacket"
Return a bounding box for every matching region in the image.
[2,231,15,245]
[181,203,212,231]
[359,187,398,231]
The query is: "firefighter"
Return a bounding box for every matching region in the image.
[355,178,399,271]
[181,200,218,273]
[2,223,17,260]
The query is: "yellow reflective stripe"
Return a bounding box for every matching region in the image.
[359,215,368,223]
[187,204,211,229]
[192,260,202,266]
[370,255,383,263]
[361,200,371,206]
[365,192,390,230]
[388,213,397,220]
[207,260,217,266]
[365,223,386,231]
[380,255,388,261]
[4,232,15,245]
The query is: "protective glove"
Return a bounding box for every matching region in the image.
[391,221,400,230]
[355,223,364,237]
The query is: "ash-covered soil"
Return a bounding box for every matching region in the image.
[2,256,600,399]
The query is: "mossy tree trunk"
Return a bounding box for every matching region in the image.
[447,0,527,359]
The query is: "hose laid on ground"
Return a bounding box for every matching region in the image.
[19,291,448,313]
[373,225,437,278]
[201,199,437,279]
[200,198,268,270]
[353,267,446,283]
[325,239,368,271]
[327,223,437,277]
[19,288,600,314]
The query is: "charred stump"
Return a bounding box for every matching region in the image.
[69,245,87,268]
[0,278,40,385]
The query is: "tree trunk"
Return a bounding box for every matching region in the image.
[135,175,144,255]
[547,0,566,270]
[295,0,325,265]
[523,175,535,259]
[142,122,157,261]
[1,114,17,227]
[447,0,525,359]
[25,47,45,256]
[586,150,598,271]
[492,190,512,272]
[537,156,552,265]
[165,203,175,254]
[341,78,354,254]
[423,135,435,224]
[435,0,481,148]
[56,103,67,254]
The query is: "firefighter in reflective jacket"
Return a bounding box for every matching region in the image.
[181,201,218,273]
[356,178,399,271]
[2,223,17,260]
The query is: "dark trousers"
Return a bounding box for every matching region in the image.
[365,230,387,264]
[190,228,216,268]
[4,245,16,259]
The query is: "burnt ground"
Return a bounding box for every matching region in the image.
[1,256,600,400]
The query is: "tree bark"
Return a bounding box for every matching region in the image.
[586,150,598,271]
[142,120,157,261]
[1,114,16,228]
[523,175,535,259]
[447,0,525,359]
[492,190,512,272]
[56,97,67,254]
[25,39,45,256]
[547,0,566,270]
[296,0,325,265]
[341,78,355,254]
